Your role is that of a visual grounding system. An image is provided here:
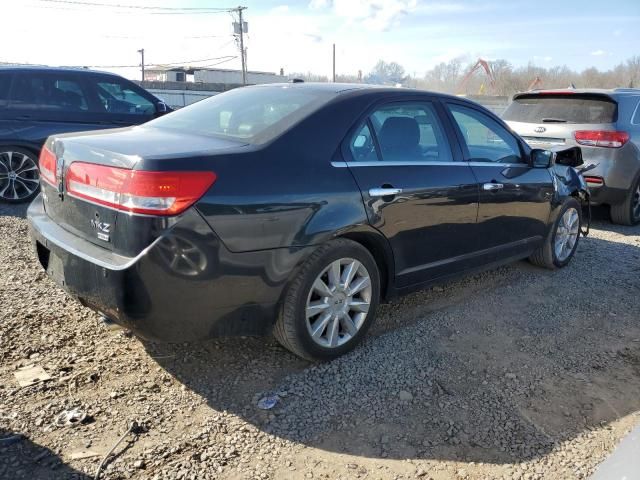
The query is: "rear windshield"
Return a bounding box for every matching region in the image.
[503,94,617,124]
[147,85,334,145]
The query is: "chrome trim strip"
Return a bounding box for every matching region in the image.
[332,160,530,168]
[467,162,529,168]
[332,161,468,167]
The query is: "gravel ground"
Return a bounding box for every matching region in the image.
[1,201,640,480]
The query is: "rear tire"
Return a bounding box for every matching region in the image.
[529,197,582,269]
[0,147,40,203]
[610,176,640,226]
[274,239,380,361]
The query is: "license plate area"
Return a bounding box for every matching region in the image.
[37,241,66,286]
[36,241,50,270]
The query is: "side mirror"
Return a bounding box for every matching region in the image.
[156,101,169,115]
[529,149,554,168]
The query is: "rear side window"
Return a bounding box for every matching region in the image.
[147,86,333,145]
[367,102,452,163]
[0,74,10,107]
[9,74,89,111]
[503,94,617,124]
[96,80,155,115]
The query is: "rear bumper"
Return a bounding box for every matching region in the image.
[587,184,628,206]
[27,195,311,342]
[580,144,640,205]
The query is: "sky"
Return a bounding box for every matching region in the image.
[2,0,639,81]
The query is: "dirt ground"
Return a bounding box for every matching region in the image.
[1,202,640,480]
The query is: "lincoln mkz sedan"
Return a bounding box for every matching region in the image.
[27,83,588,360]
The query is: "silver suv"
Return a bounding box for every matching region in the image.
[503,88,640,225]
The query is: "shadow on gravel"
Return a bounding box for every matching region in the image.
[0,428,90,479]
[145,231,640,467]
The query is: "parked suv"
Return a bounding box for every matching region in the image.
[503,89,640,224]
[0,66,170,202]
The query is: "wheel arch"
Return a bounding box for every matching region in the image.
[0,142,41,159]
[334,226,395,301]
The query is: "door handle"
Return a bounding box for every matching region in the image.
[369,187,403,197]
[482,183,504,191]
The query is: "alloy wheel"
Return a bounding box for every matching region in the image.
[305,258,372,348]
[554,207,580,262]
[0,151,40,201]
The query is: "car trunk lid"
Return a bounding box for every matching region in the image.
[40,126,246,256]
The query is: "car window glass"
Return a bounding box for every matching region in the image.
[96,81,155,115]
[9,74,89,111]
[349,122,379,162]
[0,74,10,107]
[368,102,452,162]
[633,100,640,124]
[147,86,333,145]
[448,104,522,163]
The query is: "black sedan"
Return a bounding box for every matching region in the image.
[27,83,588,361]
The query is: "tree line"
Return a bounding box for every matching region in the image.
[290,55,640,97]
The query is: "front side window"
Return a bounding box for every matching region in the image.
[448,104,523,163]
[96,81,155,115]
[9,74,89,111]
[352,102,452,163]
[147,85,334,145]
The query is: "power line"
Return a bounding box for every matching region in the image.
[34,0,236,12]
[75,55,237,69]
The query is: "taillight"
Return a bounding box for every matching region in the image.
[65,162,216,216]
[583,176,604,186]
[39,146,57,186]
[574,130,629,148]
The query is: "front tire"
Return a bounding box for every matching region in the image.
[274,239,380,361]
[610,175,640,226]
[529,197,582,269]
[0,147,40,203]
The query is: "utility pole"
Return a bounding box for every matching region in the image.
[235,6,248,85]
[137,48,145,81]
[332,43,336,82]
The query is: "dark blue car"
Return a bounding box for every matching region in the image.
[0,66,169,202]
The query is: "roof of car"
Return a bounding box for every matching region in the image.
[249,81,461,99]
[0,65,120,77]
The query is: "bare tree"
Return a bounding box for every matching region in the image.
[365,60,407,85]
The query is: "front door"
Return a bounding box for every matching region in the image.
[342,100,479,287]
[444,101,554,258]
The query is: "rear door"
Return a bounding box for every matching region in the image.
[444,101,554,255]
[343,99,479,287]
[6,71,104,148]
